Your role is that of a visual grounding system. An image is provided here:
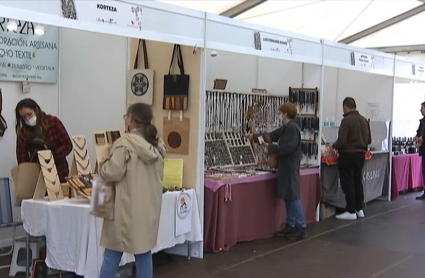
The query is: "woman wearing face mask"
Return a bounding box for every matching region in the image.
[15,98,72,183]
[99,103,166,278]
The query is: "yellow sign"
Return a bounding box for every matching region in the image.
[163,159,184,188]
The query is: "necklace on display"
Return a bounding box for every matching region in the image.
[76,159,91,172]
[72,137,87,150]
[43,173,59,187]
[74,148,88,161]
[38,152,54,168]
[40,163,55,174]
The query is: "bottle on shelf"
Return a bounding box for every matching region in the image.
[330,117,336,127]
[324,117,330,127]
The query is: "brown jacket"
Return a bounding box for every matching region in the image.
[333,110,371,153]
[99,130,166,254]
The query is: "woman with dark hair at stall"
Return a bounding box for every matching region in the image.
[15,98,72,182]
[99,103,166,278]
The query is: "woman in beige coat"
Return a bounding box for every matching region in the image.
[99,103,165,278]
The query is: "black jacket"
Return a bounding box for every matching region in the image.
[416,118,425,156]
[267,120,301,201]
[333,110,371,153]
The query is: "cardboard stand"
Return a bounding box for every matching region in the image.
[93,130,122,173]
[33,150,64,201]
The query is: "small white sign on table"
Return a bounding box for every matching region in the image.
[254,31,292,54]
[366,102,379,120]
[351,52,374,68]
[413,64,425,77]
[175,190,193,237]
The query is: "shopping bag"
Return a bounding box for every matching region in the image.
[90,177,115,220]
[10,162,40,205]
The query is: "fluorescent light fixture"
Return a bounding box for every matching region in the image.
[35,25,45,35]
[6,20,17,31]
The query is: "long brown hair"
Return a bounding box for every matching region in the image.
[127,103,159,146]
[15,98,48,141]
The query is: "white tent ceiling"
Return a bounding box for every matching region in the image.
[157,0,425,51]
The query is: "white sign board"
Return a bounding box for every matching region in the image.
[413,64,425,77]
[63,0,143,31]
[366,102,379,120]
[254,31,292,54]
[351,52,374,69]
[0,17,59,83]
[175,191,193,237]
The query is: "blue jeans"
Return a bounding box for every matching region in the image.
[285,199,306,229]
[100,249,153,278]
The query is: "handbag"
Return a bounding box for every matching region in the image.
[11,162,41,205]
[0,88,7,137]
[163,44,190,110]
[127,39,154,105]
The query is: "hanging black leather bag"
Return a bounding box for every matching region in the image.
[163,44,189,110]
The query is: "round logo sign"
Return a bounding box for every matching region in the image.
[176,192,192,220]
[130,73,149,96]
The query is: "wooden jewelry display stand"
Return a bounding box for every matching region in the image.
[68,135,92,197]
[33,150,64,201]
[93,130,122,173]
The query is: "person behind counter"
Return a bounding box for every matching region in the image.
[15,98,72,183]
[99,103,166,278]
[246,102,308,241]
[414,102,425,200]
[332,97,371,220]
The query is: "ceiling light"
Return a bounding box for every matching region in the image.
[35,25,45,35]
[6,20,17,31]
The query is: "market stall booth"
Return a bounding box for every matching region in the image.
[320,42,394,217]
[391,56,425,200]
[0,1,206,277]
[202,15,323,252]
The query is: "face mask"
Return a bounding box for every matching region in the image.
[25,115,37,127]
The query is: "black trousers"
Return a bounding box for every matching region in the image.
[338,152,366,213]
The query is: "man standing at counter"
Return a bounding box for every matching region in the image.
[414,102,425,200]
[333,97,371,220]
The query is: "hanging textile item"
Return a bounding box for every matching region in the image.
[163,44,190,110]
[127,39,154,106]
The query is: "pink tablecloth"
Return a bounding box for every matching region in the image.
[392,154,423,200]
[204,168,321,252]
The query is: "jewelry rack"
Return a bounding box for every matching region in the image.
[66,174,94,199]
[289,87,320,168]
[205,91,288,134]
[69,135,92,197]
[223,132,257,166]
[93,130,122,173]
[205,133,233,169]
[33,150,64,201]
[204,132,256,169]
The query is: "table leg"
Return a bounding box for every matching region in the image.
[187,241,192,260]
[26,232,30,278]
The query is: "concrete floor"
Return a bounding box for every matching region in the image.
[1,192,424,278]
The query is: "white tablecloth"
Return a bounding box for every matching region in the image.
[21,190,202,277]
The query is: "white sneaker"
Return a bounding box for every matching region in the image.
[335,211,357,220]
[356,210,365,218]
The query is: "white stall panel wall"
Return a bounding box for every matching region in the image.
[323,67,339,123]
[59,28,127,169]
[336,70,393,124]
[258,58,302,94]
[393,83,425,138]
[206,50,257,93]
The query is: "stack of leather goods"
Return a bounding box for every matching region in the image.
[66,174,94,198]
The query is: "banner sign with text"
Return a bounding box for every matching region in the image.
[254,31,292,55]
[351,52,374,69]
[62,0,143,31]
[413,64,425,77]
[0,17,59,83]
